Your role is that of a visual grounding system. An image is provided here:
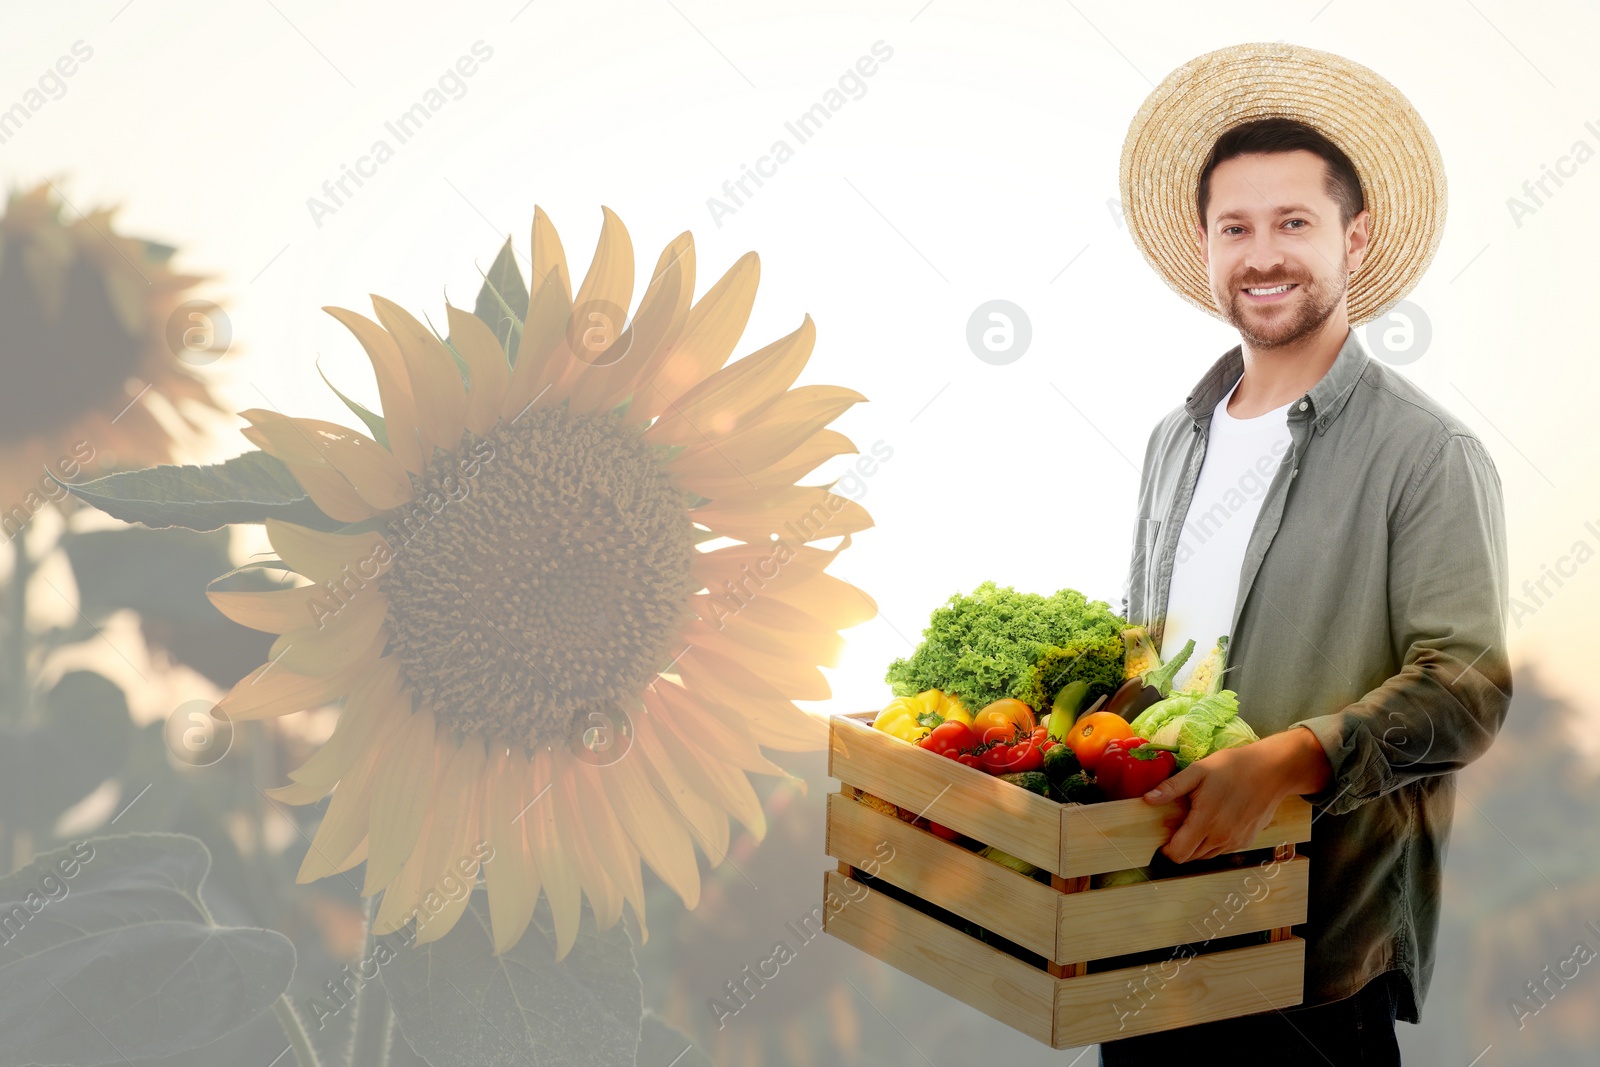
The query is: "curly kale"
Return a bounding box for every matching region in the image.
[884,581,1127,715]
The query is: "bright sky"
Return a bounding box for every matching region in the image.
[5,1,1597,732]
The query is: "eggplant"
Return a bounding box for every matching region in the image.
[1102,677,1165,722]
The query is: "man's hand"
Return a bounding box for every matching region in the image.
[1142,725,1332,863]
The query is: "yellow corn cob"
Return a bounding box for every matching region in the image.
[1179,636,1230,696]
[1123,626,1160,680]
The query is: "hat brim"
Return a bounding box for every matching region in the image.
[1119,41,1447,328]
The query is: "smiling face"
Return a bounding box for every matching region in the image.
[1195,149,1370,350]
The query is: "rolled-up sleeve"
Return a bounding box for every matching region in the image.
[1292,432,1512,816]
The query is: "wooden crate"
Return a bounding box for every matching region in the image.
[823,710,1311,1048]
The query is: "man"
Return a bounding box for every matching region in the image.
[1102,43,1512,1065]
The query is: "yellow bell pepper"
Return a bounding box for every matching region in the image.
[871,689,973,743]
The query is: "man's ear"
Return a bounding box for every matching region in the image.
[1193,221,1209,266]
[1345,208,1372,272]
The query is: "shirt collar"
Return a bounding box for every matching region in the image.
[1183,327,1370,437]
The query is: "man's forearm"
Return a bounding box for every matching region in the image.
[1269,724,1333,797]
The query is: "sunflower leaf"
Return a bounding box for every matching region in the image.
[380,892,642,1067]
[54,451,346,532]
[0,833,296,1067]
[474,237,528,360]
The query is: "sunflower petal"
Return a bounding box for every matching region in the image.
[691,531,856,589]
[218,657,361,721]
[530,205,572,304]
[672,645,827,751]
[547,206,635,398]
[502,264,572,420]
[208,583,327,636]
[683,609,845,668]
[760,570,878,628]
[571,762,649,942]
[604,755,700,909]
[668,386,866,480]
[324,305,426,473]
[446,303,511,436]
[272,460,378,523]
[265,519,393,587]
[414,736,488,945]
[690,485,873,545]
[362,708,440,894]
[671,429,857,496]
[269,591,388,676]
[629,249,757,425]
[549,764,621,932]
[682,624,831,700]
[373,738,452,934]
[263,776,337,805]
[525,749,582,960]
[644,680,785,777]
[652,708,767,839]
[371,295,468,454]
[287,658,404,787]
[296,726,397,883]
[567,231,691,416]
[484,746,541,955]
[634,719,729,863]
[238,410,412,510]
[643,314,814,447]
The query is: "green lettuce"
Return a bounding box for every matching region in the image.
[884,581,1126,714]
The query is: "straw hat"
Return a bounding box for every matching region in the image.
[1119,41,1447,327]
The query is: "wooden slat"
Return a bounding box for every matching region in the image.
[823,869,1305,1048]
[825,791,1061,958]
[821,870,1059,1046]
[828,712,1063,872]
[1055,936,1305,1046]
[1058,794,1313,878]
[1057,856,1309,961]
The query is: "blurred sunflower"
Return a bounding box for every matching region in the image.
[208,206,876,958]
[0,181,228,515]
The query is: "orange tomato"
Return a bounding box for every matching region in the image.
[1065,711,1134,771]
[971,698,1036,737]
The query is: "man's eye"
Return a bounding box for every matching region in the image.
[1285,219,1307,229]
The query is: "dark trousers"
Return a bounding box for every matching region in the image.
[1098,969,1404,1066]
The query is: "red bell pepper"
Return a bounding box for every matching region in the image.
[1096,738,1177,800]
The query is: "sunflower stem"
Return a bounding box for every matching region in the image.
[273,994,324,1067]
[347,895,393,1067]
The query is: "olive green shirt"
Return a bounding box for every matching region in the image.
[1124,327,1512,1022]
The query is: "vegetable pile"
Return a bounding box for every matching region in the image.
[869,595,1262,876]
[884,582,1127,716]
[1126,636,1260,768]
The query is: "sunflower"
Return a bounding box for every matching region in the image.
[0,182,229,522]
[209,206,877,958]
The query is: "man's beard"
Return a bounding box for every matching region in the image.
[1218,268,1347,350]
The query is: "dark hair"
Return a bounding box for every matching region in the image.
[1196,117,1364,231]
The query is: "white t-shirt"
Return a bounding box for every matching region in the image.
[1159,377,1294,690]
